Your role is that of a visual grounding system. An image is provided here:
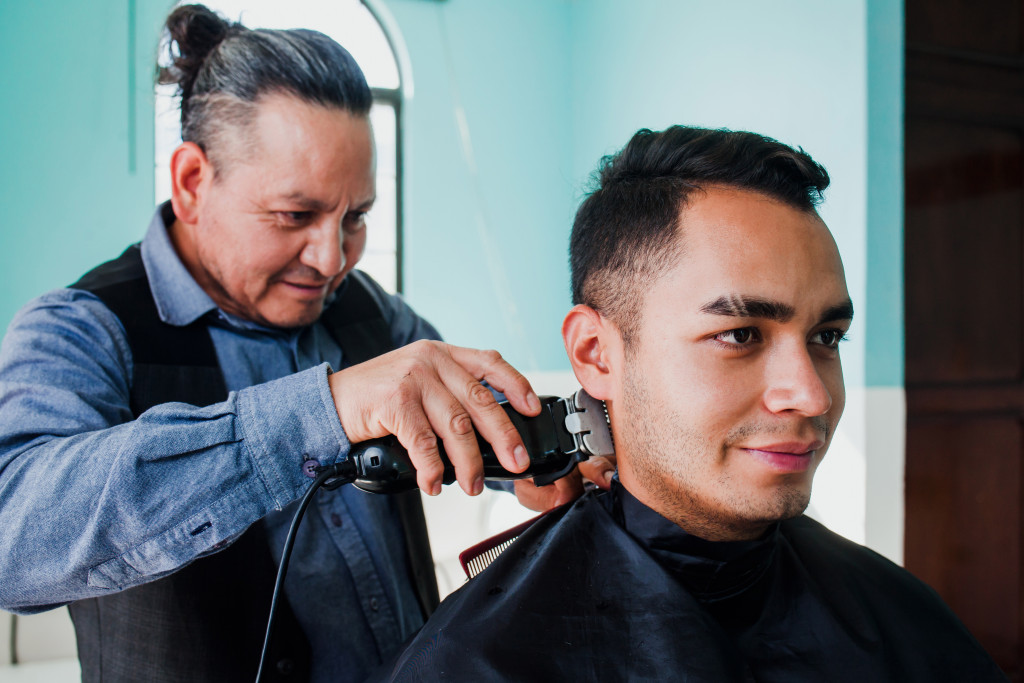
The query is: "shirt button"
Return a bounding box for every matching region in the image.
[331,513,343,527]
[302,459,320,478]
[370,597,379,612]
[276,658,295,675]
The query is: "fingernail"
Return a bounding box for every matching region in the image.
[431,481,442,496]
[514,445,530,470]
[527,391,541,412]
[472,476,484,496]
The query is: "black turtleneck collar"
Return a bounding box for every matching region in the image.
[600,478,778,606]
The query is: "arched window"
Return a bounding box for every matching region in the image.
[155,0,404,292]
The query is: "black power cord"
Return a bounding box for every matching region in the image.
[255,460,357,683]
[9,613,17,665]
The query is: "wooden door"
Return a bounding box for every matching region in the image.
[904,1,1024,679]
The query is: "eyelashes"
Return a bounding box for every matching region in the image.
[711,327,849,351]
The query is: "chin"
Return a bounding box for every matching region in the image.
[754,487,812,523]
[258,303,326,329]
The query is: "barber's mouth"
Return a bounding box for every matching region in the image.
[282,281,329,298]
[742,441,825,473]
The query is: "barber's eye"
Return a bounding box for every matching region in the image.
[279,211,313,226]
[343,211,368,235]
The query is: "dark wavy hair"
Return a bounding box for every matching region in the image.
[157,4,372,171]
[570,126,830,342]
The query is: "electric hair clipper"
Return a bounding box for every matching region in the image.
[344,389,614,494]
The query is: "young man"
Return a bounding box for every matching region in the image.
[378,126,1005,681]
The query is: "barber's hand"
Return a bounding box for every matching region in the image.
[513,455,617,512]
[579,455,616,490]
[328,340,540,497]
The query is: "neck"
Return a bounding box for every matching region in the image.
[167,218,201,285]
[617,469,772,543]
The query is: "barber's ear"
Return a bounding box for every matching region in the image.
[562,304,622,401]
[169,142,211,225]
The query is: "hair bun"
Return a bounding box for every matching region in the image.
[158,4,233,97]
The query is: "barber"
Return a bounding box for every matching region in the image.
[0,5,606,682]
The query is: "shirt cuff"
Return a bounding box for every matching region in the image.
[235,363,351,509]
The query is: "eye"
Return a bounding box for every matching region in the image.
[811,328,848,348]
[342,210,368,235]
[713,327,761,347]
[277,211,314,227]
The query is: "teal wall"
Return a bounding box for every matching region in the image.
[866,0,904,387]
[0,0,168,332]
[383,0,575,372]
[0,0,903,384]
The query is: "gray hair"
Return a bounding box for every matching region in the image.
[157,4,372,170]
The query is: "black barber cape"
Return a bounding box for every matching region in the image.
[376,481,1005,682]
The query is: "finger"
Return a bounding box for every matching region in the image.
[513,473,583,512]
[389,399,447,496]
[448,346,541,417]
[431,349,531,474]
[379,342,484,495]
[418,381,485,496]
[513,479,559,512]
[578,456,616,490]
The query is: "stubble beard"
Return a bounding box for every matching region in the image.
[620,360,818,541]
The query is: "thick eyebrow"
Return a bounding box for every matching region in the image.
[700,295,796,322]
[818,298,854,326]
[699,294,855,326]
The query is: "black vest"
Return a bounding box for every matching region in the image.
[67,245,439,682]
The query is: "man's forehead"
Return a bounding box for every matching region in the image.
[676,186,842,266]
[679,186,828,240]
[643,186,849,319]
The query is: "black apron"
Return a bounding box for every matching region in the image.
[377,486,1005,682]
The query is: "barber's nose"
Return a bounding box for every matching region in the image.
[762,343,833,417]
[300,220,345,278]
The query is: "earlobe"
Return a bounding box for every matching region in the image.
[169,142,209,225]
[562,304,620,401]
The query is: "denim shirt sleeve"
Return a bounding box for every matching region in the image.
[0,289,349,613]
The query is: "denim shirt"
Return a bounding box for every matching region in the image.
[0,204,441,682]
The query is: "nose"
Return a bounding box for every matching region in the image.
[299,218,345,278]
[762,342,833,417]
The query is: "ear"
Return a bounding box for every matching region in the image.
[169,142,211,226]
[561,304,623,402]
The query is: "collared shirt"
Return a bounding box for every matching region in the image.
[608,479,777,604]
[0,204,441,681]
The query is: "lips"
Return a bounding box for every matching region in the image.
[741,440,825,473]
[285,281,328,290]
[280,280,330,299]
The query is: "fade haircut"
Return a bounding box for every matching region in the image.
[570,126,830,343]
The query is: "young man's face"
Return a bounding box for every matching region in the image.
[174,94,375,328]
[613,186,852,541]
